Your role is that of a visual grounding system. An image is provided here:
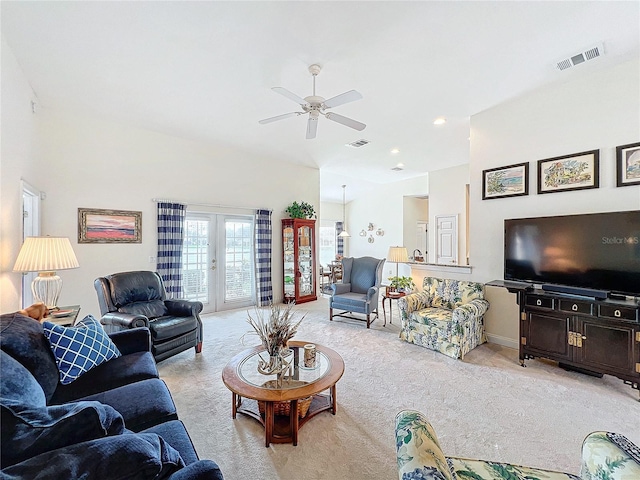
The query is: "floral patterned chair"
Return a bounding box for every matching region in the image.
[398,277,489,359]
[395,410,640,480]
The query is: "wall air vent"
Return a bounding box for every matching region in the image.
[346,139,371,148]
[556,43,604,71]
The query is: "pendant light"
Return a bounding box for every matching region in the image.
[338,184,350,238]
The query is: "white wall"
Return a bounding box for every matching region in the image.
[347,175,428,280]
[427,164,469,264]
[0,37,40,312]
[470,58,640,347]
[1,46,320,316]
[319,201,342,224]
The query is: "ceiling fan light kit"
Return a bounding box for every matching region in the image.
[259,64,366,139]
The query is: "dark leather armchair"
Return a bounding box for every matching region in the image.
[94,271,203,362]
[329,256,385,328]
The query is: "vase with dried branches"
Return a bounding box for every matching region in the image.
[246,302,305,376]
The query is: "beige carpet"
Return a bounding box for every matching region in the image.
[157,296,640,480]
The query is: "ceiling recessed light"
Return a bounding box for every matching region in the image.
[390,148,400,155]
[391,163,404,171]
[433,117,447,125]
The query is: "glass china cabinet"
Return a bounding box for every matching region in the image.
[282,219,317,304]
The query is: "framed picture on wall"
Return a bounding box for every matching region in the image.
[78,208,142,243]
[537,150,599,194]
[616,142,640,187]
[482,162,529,200]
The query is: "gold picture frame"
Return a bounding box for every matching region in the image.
[78,208,142,244]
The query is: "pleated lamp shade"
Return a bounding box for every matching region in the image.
[13,237,79,308]
[387,246,408,263]
[387,246,408,281]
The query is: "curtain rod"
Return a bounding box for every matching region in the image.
[152,198,272,213]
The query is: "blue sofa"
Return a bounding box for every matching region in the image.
[0,311,223,479]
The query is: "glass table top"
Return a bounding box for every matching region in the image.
[238,347,331,390]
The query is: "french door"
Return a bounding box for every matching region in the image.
[182,213,255,313]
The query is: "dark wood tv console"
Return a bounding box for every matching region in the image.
[487,280,640,399]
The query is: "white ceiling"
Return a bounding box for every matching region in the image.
[2,1,639,203]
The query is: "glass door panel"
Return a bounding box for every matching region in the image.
[283,226,295,302]
[220,217,255,310]
[298,226,313,296]
[183,217,213,307]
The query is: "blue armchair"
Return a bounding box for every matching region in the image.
[329,256,385,328]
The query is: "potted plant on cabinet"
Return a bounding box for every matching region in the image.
[285,201,316,219]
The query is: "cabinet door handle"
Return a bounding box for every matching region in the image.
[572,304,578,311]
[614,309,621,318]
[536,299,542,306]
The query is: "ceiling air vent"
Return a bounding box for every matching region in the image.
[346,139,370,148]
[556,43,604,71]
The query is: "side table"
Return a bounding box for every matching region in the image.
[43,305,81,327]
[382,289,405,326]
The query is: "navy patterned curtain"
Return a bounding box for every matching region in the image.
[255,209,273,306]
[336,221,344,257]
[156,202,186,299]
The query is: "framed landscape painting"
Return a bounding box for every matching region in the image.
[482,162,529,200]
[616,142,640,187]
[78,208,142,243]
[537,150,599,194]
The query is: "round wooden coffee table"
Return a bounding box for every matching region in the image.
[222,340,344,447]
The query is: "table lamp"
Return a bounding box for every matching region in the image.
[13,236,79,309]
[387,246,409,279]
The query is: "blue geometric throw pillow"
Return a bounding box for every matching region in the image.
[43,315,121,385]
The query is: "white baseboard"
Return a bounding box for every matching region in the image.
[486,333,518,350]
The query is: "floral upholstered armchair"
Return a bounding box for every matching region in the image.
[398,277,489,359]
[395,410,640,480]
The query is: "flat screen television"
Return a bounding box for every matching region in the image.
[504,210,640,298]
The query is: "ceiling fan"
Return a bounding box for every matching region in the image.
[259,64,366,139]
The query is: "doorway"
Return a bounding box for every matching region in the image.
[415,221,428,261]
[182,213,255,313]
[20,181,41,308]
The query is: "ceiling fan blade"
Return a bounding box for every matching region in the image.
[306,116,318,139]
[324,112,366,131]
[258,112,302,124]
[323,90,363,109]
[272,87,308,106]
